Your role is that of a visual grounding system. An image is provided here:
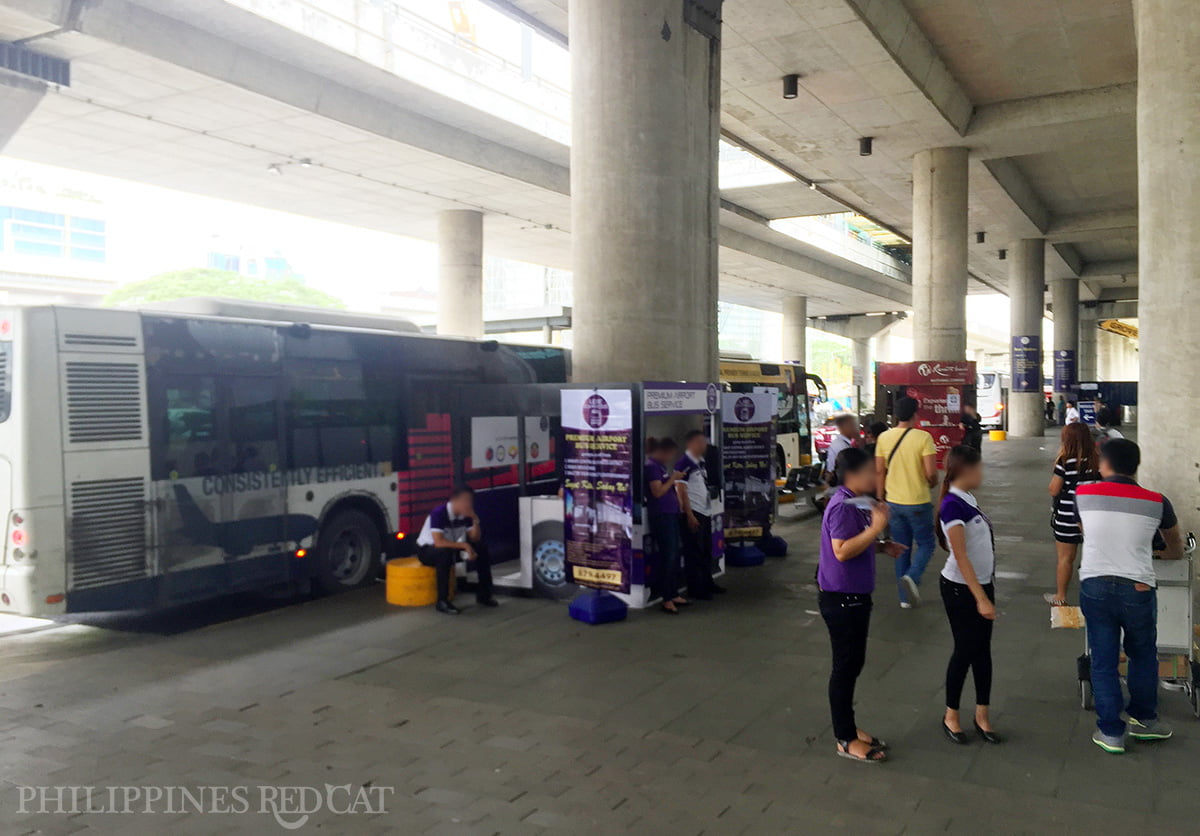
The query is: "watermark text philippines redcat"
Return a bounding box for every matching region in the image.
[16,784,394,830]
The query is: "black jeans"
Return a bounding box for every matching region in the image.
[648,512,682,601]
[819,590,873,742]
[941,576,995,710]
[680,512,716,595]
[418,541,494,603]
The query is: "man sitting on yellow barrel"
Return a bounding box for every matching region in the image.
[416,485,498,615]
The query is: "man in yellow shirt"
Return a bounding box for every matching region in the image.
[874,396,938,608]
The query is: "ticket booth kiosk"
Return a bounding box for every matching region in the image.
[875,361,976,466]
[561,382,726,610]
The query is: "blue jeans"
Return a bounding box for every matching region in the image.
[888,502,935,602]
[1080,576,1159,737]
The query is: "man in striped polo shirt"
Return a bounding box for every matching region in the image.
[1076,439,1184,754]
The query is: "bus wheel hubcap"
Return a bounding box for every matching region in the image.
[534,540,566,585]
[330,529,366,581]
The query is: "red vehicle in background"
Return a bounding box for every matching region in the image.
[814,418,840,461]
[814,416,867,462]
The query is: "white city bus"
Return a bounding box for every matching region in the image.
[977,371,1009,429]
[0,301,567,616]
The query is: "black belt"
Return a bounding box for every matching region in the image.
[1094,575,1143,587]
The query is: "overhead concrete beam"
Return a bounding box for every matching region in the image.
[811,313,904,341]
[979,158,1082,279]
[0,72,45,153]
[1095,300,1138,319]
[844,0,973,134]
[966,83,1136,158]
[1096,286,1139,302]
[1052,244,1084,278]
[718,226,912,308]
[1081,259,1139,278]
[40,0,572,195]
[981,158,1049,233]
[1046,209,1138,244]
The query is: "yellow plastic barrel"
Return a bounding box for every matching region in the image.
[386,557,452,606]
[989,430,1007,442]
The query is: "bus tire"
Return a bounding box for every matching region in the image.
[531,520,575,600]
[314,509,382,594]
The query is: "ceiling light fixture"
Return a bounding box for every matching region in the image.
[809,181,818,191]
[267,163,283,175]
[782,74,799,99]
[858,136,873,156]
[299,158,313,168]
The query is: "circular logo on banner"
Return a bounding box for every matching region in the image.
[706,382,720,413]
[734,395,756,423]
[539,416,549,431]
[495,446,506,462]
[1020,336,1031,346]
[939,434,950,444]
[583,394,610,428]
[1059,350,1069,358]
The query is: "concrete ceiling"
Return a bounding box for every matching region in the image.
[0,0,1143,316]
[0,0,917,319]
[503,0,1141,304]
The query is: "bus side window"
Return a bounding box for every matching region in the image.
[162,376,219,479]
[285,358,369,469]
[229,377,280,474]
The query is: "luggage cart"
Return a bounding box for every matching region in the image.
[1078,532,1199,717]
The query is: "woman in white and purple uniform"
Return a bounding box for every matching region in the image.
[936,446,1002,745]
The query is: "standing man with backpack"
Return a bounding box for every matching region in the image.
[875,397,939,608]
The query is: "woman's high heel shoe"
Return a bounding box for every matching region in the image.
[942,722,969,745]
[974,722,1003,744]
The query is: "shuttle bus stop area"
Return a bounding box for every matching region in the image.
[1,436,1197,835]
[0,0,1197,833]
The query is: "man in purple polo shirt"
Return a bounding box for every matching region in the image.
[818,446,906,762]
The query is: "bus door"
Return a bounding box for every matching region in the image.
[151,373,289,602]
[221,374,289,587]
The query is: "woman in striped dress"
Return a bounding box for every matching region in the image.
[1044,423,1099,606]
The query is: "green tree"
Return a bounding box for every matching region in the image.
[104,268,345,309]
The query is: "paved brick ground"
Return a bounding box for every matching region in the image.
[1,432,1197,834]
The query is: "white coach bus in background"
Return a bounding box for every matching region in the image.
[976,370,1009,429]
[0,300,567,617]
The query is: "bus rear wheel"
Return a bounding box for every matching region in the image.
[314,509,382,594]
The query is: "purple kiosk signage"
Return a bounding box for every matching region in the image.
[642,381,722,416]
[721,391,775,565]
[562,389,634,594]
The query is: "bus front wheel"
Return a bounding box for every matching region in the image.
[314,509,382,594]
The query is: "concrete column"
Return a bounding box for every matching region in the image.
[1008,239,1045,437]
[436,209,484,338]
[1136,0,1200,518]
[911,147,969,360]
[851,338,871,411]
[781,296,807,368]
[569,0,720,382]
[1098,330,1138,381]
[1050,278,1079,396]
[1078,303,1098,382]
